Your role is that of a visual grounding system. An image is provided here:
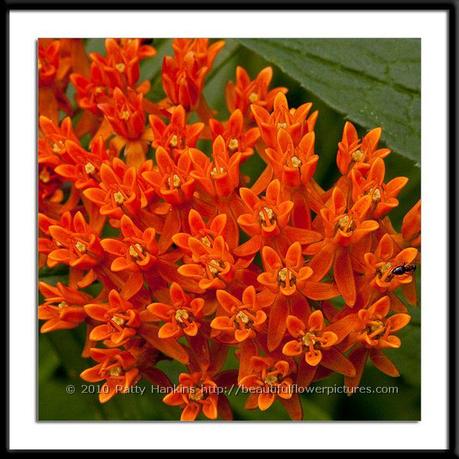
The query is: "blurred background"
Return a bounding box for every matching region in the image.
[39,38,420,421]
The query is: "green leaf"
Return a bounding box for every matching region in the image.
[85,38,105,55]
[238,38,420,163]
[139,38,173,83]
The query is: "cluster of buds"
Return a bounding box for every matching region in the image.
[38,38,421,421]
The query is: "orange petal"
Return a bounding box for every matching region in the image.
[239,187,259,209]
[216,289,240,313]
[261,246,282,272]
[267,296,288,351]
[202,397,218,420]
[158,322,181,339]
[84,304,109,321]
[178,264,204,278]
[163,391,184,406]
[120,271,144,299]
[140,324,189,364]
[297,357,317,388]
[402,281,417,305]
[111,257,136,272]
[305,348,322,366]
[100,239,127,256]
[89,324,112,341]
[395,247,418,265]
[181,403,200,421]
[309,242,335,281]
[285,242,302,269]
[286,315,305,338]
[244,393,259,410]
[235,328,252,342]
[345,347,369,390]
[258,392,275,411]
[279,393,303,420]
[352,220,379,243]
[210,316,233,331]
[320,348,356,377]
[369,349,399,377]
[265,179,281,202]
[375,233,394,260]
[386,313,411,332]
[325,313,360,344]
[301,281,339,300]
[368,296,391,318]
[159,209,181,253]
[334,247,356,306]
[233,235,262,257]
[282,340,303,357]
[308,310,324,331]
[320,331,338,348]
[147,303,172,320]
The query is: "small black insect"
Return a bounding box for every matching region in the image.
[391,263,416,276]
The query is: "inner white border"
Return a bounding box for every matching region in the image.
[9,10,448,450]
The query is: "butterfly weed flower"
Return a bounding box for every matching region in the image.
[226,66,288,116]
[38,281,90,333]
[38,37,421,421]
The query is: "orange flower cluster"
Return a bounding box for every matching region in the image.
[38,38,421,421]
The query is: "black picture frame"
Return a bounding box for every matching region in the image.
[3,0,457,454]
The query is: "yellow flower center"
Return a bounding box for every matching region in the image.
[58,301,67,309]
[264,374,278,385]
[201,236,211,247]
[113,191,125,205]
[278,267,296,287]
[352,149,364,162]
[277,122,288,130]
[302,332,316,347]
[129,243,144,259]
[278,268,288,282]
[377,262,392,277]
[75,241,87,253]
[367,320,385,338]
[112,316,125,326]
[84,162,96,174]
[210,166,225,177]
[175,309,189,323]
[228,138,239,151]
[169,135,178,147]
[167,174,181,188]
[337,215,355,233]
[371,188,381,202]
[382,262,392,272]
[119,110,130,120]
[291,156,302,168]
[248,92,258,103]
[259,206,275,225]
[369,320,384,333]
[115,63,126,73]
[208,259,223,276]
[109,366,122,377]
[52,141,64,154]
[236,311,250,325]
[188,389,203,401]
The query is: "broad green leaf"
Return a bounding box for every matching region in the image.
[139,38,172,83]
[85,38,105,55]
[238,38,420,163]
